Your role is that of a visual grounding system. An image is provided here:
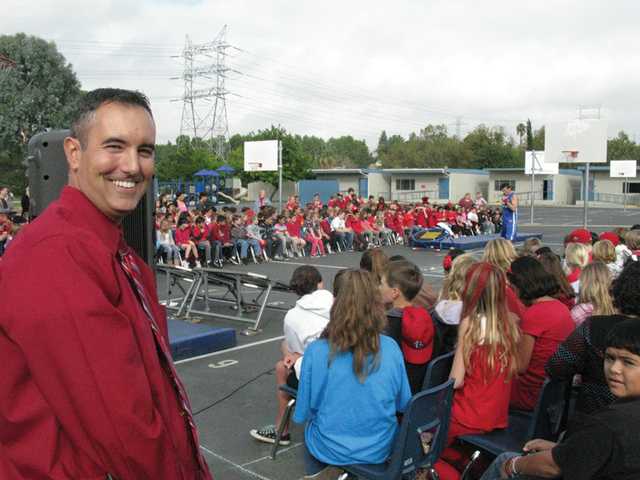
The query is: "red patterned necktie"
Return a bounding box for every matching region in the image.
[118,245,210,477]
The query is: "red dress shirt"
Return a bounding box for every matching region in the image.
[0,186,212,480]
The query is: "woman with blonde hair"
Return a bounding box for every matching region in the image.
[571,262,616,326]
[446,262,521,444]
[293,269,411,477]
[482,237,517,272]
[564,242,590,293]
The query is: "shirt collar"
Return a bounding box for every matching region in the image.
[58,186,124,254]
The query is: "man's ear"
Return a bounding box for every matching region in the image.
[64,136,82,172]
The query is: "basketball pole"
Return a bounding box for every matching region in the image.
[278,140,283,211]
[529,151,536,225]
[583,162,590,228]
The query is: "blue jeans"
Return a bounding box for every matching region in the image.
[235,238,262,258]
[480,452,543,480]
[303,443,328,475]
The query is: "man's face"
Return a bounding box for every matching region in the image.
[604,347,640,398]
[502,187,511,196]
[65,102,156,223]
[0,188,7,198]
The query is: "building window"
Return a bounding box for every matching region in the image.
[494,180,515,191]
[396,179,415,191]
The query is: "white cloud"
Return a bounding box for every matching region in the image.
[3,0,640,147]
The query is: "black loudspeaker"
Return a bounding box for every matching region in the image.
[26,130,156,265]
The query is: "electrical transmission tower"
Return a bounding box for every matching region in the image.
[176,25,232,158]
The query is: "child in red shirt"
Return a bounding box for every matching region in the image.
[447,262,520,445]
[175,217,198,267]
[286,216,306,255]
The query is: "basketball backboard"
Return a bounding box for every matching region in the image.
[525,151,559,175]
[243,140,279,172]
[544,119,607,163]
[610,160,637,178]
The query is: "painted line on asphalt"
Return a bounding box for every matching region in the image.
[200,445,274,480]
[175,336,285,365]
[241,442,304,467]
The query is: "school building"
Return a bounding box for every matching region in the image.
[309,168,489,204]
[485,168,582,205]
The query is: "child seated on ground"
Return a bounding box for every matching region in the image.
[250,266,332,446]
[381,260,435,394]
[480,319,640,480]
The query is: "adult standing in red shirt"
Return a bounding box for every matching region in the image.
[507,256,575,411]
[0,89,212,479]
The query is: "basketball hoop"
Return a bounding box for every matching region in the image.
[561,150,579,162]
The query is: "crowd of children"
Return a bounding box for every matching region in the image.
[247,224,640,480]
[153,189,506,268]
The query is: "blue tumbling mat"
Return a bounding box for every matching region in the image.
[168,318,236,361]
[410,231,543,251]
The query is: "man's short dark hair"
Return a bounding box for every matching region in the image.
[500,183,512,191]
[507,256,559,305]
[606,319,640,356]
[289,265,322,296]
[199,192,208,199]
[385,260,423,301]
[70,88,153,147]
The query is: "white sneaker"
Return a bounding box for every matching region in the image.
[181,260,189,268]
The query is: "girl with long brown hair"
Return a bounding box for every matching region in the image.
[446,262,521,445]
[293,269,411,477]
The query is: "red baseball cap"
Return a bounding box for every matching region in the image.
[566,228,592,245]
[401,306,434,364]
[598,231,620,247]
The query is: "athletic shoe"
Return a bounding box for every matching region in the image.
[303,466,345,479]
[249,425,290,445]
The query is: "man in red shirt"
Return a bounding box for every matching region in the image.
[0,89,212,479]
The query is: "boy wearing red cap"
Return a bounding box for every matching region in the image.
[380,260,435,394]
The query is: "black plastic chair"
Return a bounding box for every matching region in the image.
[421,351,455,390]
[270,384,298,459]
[459,378,571,456]
[340,379,455,480]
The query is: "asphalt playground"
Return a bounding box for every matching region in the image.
[159,206,639,480]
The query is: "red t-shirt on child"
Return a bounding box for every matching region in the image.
[510,299,575,410]
[452,345,512,432]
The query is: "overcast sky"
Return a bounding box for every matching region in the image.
[4,0,640,149]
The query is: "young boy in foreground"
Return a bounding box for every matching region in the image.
[480,318,640,479]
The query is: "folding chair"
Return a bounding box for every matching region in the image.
[270,384,298,459]
[339,380,455,480]
[421,351,455,391]
[459,379,572,456]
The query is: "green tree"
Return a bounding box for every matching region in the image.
[526,119,534,151]
[463,125,521,168]
[608,131,639,161]
[326,136,371,168]
[0,34,82,192]
[227,126,313,186]
[516,122,526,146]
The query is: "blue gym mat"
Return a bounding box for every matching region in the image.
[168,318,236,361]
[411,232,543,251]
